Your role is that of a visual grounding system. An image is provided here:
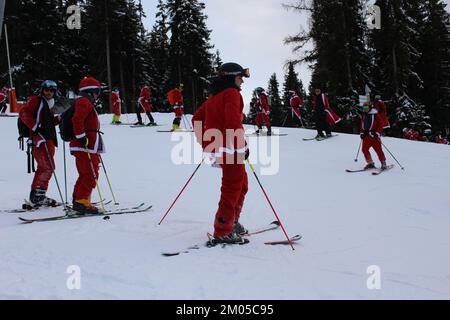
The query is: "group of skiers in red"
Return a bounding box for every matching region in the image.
[19,76,105,214]
[14,61,447,245]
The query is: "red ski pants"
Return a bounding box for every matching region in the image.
[31,141,55,191]
[256,112,271,127]
[72,151,100,202]
[214,163,248,237]
[362,137,386,163]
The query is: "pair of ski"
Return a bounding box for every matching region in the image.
[346,164,394,175]
[246,133,288,137]
[157,129,193,133]
[161,221,302,256]
[129,124,160,128]
[5,199,113,213]
[17,202,152,223]
[303,134,338,141]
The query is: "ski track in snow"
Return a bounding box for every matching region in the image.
[1,113,450,299]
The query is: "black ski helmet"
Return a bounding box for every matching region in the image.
[217,63,250,78]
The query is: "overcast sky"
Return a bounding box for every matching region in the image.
[141,0,450,105]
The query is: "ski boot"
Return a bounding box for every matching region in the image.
[233,220,248,236]
[71,199,100,215]
[29,189,58,208]
[207,231,249,247]
[380,160,387,170]
[364,162,376,170]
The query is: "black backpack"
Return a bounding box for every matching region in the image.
[17,117,30,138]
[59,104,75,142]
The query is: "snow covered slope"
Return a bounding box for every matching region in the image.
[0,113,449,299]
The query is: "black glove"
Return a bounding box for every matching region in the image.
[77,137,88,147]
[245,148,249,160]
[360,133,366,139]
[371,132,380,139]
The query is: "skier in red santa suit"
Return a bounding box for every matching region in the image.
[289,90,304,126]
[192,62,250,246]
[254,87,271,136]
[135,83,156,126]
[372,94,390,130]
[312,87,341,138]
[70,76,105,214]
[19,80,60,207]
[358,103,388,170]
[111,87,122,124]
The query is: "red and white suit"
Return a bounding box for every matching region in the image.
[19,95,60,191]
[255,92,271,127]
[289,93,303,120]
[313,93,341,125]
[111,91,121,116]
[192,87,248,238]
[360,109,386,164]
[70,95,104,202]
[139,85,152,113]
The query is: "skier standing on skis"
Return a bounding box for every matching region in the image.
[111,87,122,124]
[358,102,387,170]
[19,80,60,207]
[167,84,184,131]
[289,90,304,126]
[192,62,250,245]
[312,87,341,138]
[70,76,105,214]
[135,83,156,126]
[254,87,271,135]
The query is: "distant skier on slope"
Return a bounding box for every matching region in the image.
[19,80,60,207]
[111,87,122,124]
[135,83,156,126]
[167,84,184,131]
[312,87,341,139]
[288,90,304,127]
[254,87,271,136]
[358,102,388,170]
[192,62,250,246]
[372,94,390,130]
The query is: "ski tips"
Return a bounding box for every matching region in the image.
[271,221,281,226]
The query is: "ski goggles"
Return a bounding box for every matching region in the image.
[358,104,370,112]
[220,68,250,78]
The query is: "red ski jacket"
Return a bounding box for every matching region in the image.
[69,96,104,154]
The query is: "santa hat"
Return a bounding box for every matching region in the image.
[79,76,101,92]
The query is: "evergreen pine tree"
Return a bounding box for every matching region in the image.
[267,73,283,126]
[282,62,304,126]
[165,0,214,113]
[416,0,450,132]
[147,0,170,111]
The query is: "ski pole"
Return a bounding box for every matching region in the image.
[84,142,106,212]
[354,140,362,162]
[379,139,405,170]
[42,141,67,210]
[63,142,68,204]
[159,158,204,225]
[281,112,288,127]
[99,155,118,205]
[245,159,295,250]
